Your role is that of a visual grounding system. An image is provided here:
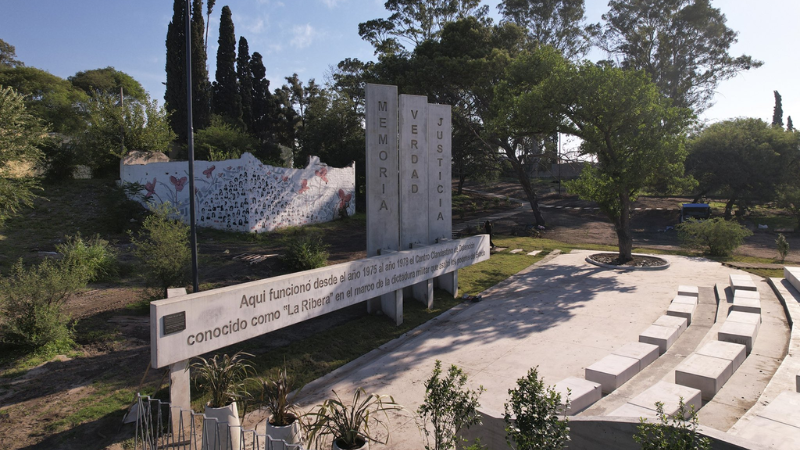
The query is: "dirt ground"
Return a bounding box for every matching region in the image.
[2,180,799,449]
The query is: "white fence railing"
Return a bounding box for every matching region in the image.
[133,394,303,450]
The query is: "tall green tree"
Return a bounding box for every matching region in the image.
[599,0,762,113]
[165,0,188,141]
[212,5,243,127]
[773,90,784,128]
[497,0,598,59]
[359,0,489,54]
[686,118,798,219]
[69,67,147,101]
[191,0,212,131]
[236,36,253,132]
[205,0,216,53]
[0,86,47,225]
[76,94,176,176]
[505,61,692,261]
[0,66,87,134]
[788,116,794,132]
[249,52,273,141]
[402,18,555,225]
[0,39,24,68]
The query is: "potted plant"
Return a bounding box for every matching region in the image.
[303,388,403,450]
[255,366,303,444]
[191,351,253,450]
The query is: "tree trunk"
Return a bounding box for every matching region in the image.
[724,197,736,220]
[457,174,466,195]
[503,147,546,226]
[614,192,633,262]
[691,191,706,204]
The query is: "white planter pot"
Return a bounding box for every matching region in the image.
[256,414,302,444]
[332,437,369,450]
[203,402,241,450]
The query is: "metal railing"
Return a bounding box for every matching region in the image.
[133,394,303,450]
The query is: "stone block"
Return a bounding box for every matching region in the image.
[608,403,659,418]
[729,273,758,292]
[612,342,660,372]
[785,267,800,293]
[731,295,761,315]
[585,354,640,394]
[696,341,747,373]
[627,381,703,419]
[734,289,760,300]
[654,314,688,335]
[718,320,759,355]
[553,377,602,415]
[671,295,698,306]
[677,285,699,298]
[675,354,733,400]
[667,302,696,325]
[727,311,762,334]
[640,324,680,355]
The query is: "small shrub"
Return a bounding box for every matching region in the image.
[282,235,329,272]
[777,233,790,262]
[191,351,254,408]
[504,366,569,450]
[100,182,148,233]
[130,202,190,298]
[57,233,118,282]
[0,258,85,349]
[469,202,478,212]
[633,399,710,450]
[493,197,500,206]
[41,141,79,183]
[676,218,752,257]
[417,360,484,450]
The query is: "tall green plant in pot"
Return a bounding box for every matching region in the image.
[303,388,403,450]
[191,351,253,450]
[255,367,303,444]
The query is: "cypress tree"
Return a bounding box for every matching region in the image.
[191,0,212,131]
[788,116,794,132]
[165,0,188,141]
[237,36,253,132]
[250,52,272,141]
[212,5,242,127]
[773,90,784,128]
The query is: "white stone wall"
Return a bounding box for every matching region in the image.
[120,153,356,233]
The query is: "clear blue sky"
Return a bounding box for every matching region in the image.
[1,0,797,125]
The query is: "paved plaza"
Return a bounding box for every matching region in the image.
[294,250,793,449]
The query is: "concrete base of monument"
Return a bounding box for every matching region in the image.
[289,251,788,450]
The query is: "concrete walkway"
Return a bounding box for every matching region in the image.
[295,251,789,449]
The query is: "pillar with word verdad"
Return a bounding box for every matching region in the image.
[365,83,459,324]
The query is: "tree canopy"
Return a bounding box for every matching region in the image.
[686,118,799,218]
[68,67,147,101]
[497,0,598,59]
[0,39,24,69]
[599,0,762,113]
[0,86,47,224]
[0,66,87,134]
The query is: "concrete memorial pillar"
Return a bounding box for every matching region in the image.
[365,84,403,323]
[427,104,457,297]
[399,94,432,307]
[165,288,191,436]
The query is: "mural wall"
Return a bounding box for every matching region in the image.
[120,153,356,233]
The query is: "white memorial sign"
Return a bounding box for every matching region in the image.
[151,235,489,368]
